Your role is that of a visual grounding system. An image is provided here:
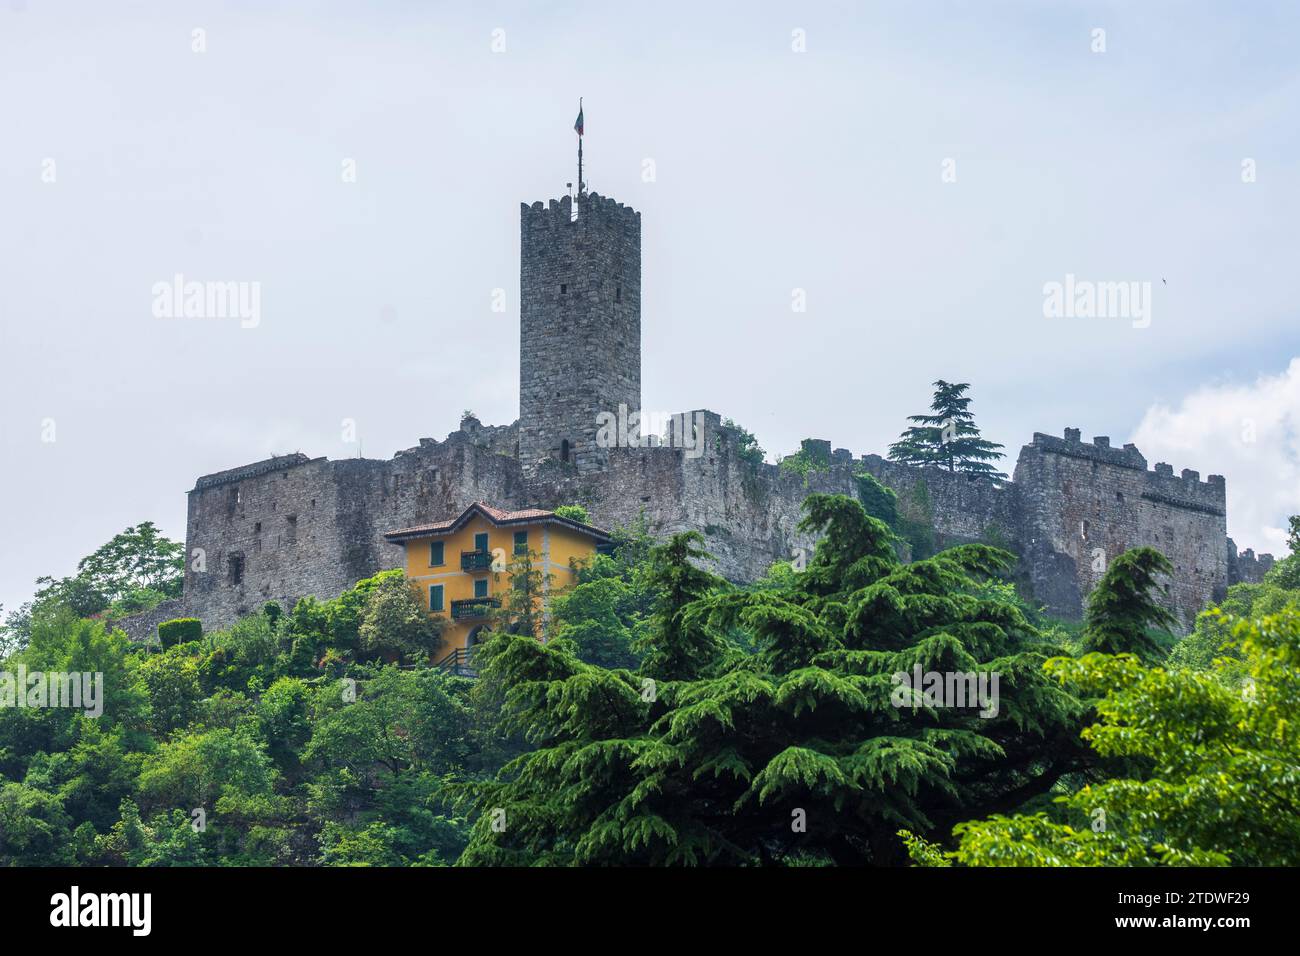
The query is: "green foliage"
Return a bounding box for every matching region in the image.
[937,609,1300,866]
[159,617,202,649]
[460,494,1090,865]
[721,418,766,467]
[853,471,898,527]
[554,504,591,525]
[888,380,1006,479]
[0,564,491,867]
[778,439,831,480]
[6,502,1284,869]
[1081,547,1176,663]
[74,522,185,601]
[357,570,444,663]
[490,549,552,640]
[851,470,939,561]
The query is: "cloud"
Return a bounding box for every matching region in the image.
[1130,359,1300,557]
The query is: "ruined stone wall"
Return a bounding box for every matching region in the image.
[1012,429,1229,629]
[518,193,641,472]
[151,416,1261,638]
[169,415,859,631]
[1227,538,1276,585]
[857,454,1020,551]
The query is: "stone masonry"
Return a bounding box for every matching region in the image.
[117,188,1271,640]
[518,192,640,473]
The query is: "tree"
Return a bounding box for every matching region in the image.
[73,521,184,602]
[1287,515,1300,556]
[549,576,643,670]
[721,418,766,467]
[915,608,1300,866]
[888,381,1006,478]
[303,666,473,865]
[554,504,591,525]
[357,570,444,663]
[459,495,1089,866]
[490,549,553,640]
[13,523,185,631]
[635,532,730,681]
[1081,547,1175,662]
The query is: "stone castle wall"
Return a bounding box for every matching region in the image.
[1012,430,1229,630]
[117,188,1271,642]
[120,414,1267,643]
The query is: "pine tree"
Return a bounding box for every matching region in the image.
[459,495,1090,866]
[888,380,1006,479]
[1080,547,1176,662]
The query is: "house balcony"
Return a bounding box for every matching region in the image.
[450,597,499,621]
[461,550,494,572]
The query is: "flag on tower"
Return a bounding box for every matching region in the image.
[574,103,584,136]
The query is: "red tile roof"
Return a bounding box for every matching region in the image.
[383,501,609,542]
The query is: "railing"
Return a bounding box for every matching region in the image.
[434,644,481,677]
[450,597,499,620]
[461,550,493,572]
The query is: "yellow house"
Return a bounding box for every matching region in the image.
[383,502,610,669]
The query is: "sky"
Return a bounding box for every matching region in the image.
[2,0,1299,615]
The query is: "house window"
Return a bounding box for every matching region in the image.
[560,283,567,294]
[615,286,621,302]
[1081,520,1090,542]
[429,584,445,612]
[429,541,445,566]
[474,578,489,599]
[514,530,529,555]
[474,532,489,553]
[254,521,261,533]
[560,439,570,462]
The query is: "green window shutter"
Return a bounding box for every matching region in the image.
[429,541,444,566]
[474,532,489,553]
[429,585,444,612]
[514,530,528,554]
[474,579,488,599]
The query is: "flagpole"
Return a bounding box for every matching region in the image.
[577,97,584,195]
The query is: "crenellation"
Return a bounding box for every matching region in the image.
[124,185,1257,644]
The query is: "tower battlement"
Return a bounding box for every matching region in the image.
[1029,428,1227,514]
[521,192,640,232]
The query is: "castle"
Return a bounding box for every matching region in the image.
[120,186,1274,642]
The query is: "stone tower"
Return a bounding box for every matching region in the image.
[518,192,641,472]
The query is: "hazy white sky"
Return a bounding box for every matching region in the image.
[3,0,1299,614]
